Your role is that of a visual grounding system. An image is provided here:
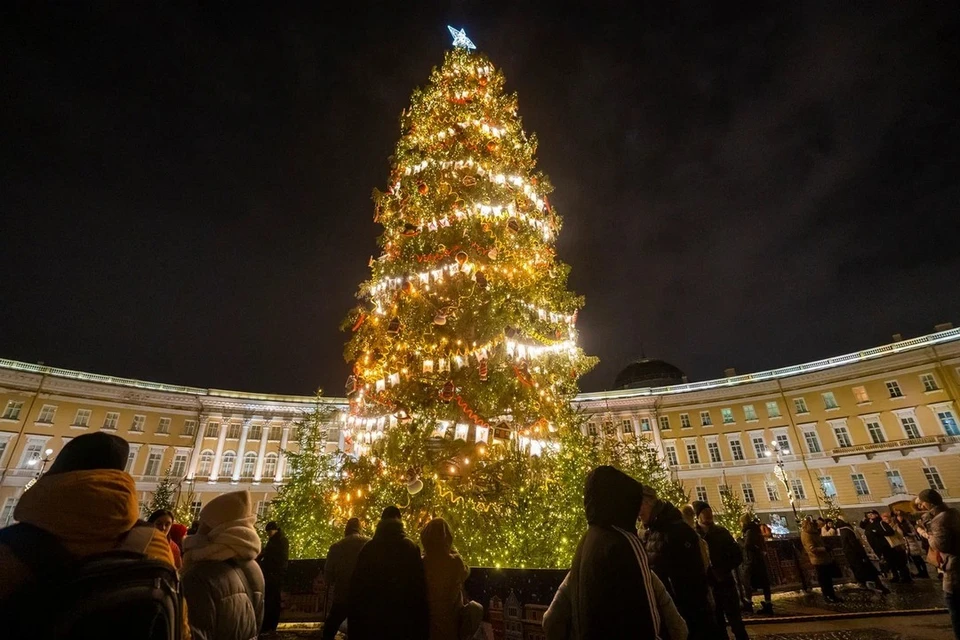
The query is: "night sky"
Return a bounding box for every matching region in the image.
[2,3,958,396]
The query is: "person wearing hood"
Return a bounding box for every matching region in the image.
[693,500,748,640]
[740,515,772,614]
[860,509,911,583]
[257,521,289,637]
[0,432,175,599]
[347,505,429,640]
[641,496,715,640]
[420,518,483,640]
[917,489,960,639]
[322,518,370,640]
[543,466,687,640]
[800,517,841,603]
[835,519,889,593]
[181,489,264,640]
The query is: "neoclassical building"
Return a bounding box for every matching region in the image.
[1,325,958,527]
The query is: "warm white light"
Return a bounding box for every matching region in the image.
[764,450,772,457]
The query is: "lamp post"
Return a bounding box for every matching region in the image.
[766,442,800,525]
[23,448,55,492]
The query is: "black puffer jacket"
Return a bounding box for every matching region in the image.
[860,517,895,557]
[568,466,660,640]
[700,524,743,584]
[741,521,769,589]
[643,502,710,613]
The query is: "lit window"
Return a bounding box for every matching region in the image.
[665,445,679,466]
[686,443,700,464]
[790,478,807,500]
[700,411,712,426]
[156,417,171,434]
[37,405,57,424]
[729,438,745,461]
[886,381,903,399]
[130,415,145,432]
[182,420,197,436]
[707,441,722,463]
[937,410,960,436]
[852,386,870,404]
[721,408,734,424]
[659,416,670,430]
[793,398,809,414]
[865,421,886,444]
[766,401,781,418]
[640,418,652,432]
[2,401,24,420]
[833,425,852,448]
[822,392,839,410]
[741,483,756,504]
[102,412,119,431]
[886,470,906,495]
[851,473,870,496]
[923,467,945,491]
[73,409,91,427]
[819,476,837,497]
[921,374,939,392]
[680,414,691,429]
[696,486,708,502]
[743,405,758,421]
[900,416,921,439]
[804,430,822,453]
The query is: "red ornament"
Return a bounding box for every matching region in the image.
[486,140,498,153]
[418,181,429,195]
[479,358,488,381]
[507,217,520,233]
[402,281,414,294]
[455,250,468,266]
[439,380,455,403]
[402,223,420,236]
[388,317,401,334]
[351,313,366,332]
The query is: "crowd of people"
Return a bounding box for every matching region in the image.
[0,435,957,640]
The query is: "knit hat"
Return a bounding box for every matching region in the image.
[344,517,362,535]
[691,501,711,517]
[381,505,402,521]
[198,490,253,529]
[265,521,280,532]
[168,523,188,546]
[47,432,129,475]
[919,489,944,506]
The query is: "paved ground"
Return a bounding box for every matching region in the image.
[750,614,953,640]
[745,579,945,620]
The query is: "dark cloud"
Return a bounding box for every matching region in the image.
[0,3,957,394]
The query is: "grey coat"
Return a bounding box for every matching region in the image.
[928,504,960,594]
[182,558,265,640]
[325,532,370,604]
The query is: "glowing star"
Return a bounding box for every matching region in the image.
[447,26,476,50]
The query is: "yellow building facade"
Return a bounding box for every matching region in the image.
[1,327,958,527]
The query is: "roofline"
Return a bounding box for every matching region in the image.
[1,327,957,405]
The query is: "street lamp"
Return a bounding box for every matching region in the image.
[27,448,55,477]
[766,442,800,525]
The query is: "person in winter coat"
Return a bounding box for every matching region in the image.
[917,489,960,640]
[181,490,264,640]
[861,510,911,583]
[169,523,188,571]
[693,500,748,640]
[894,510,929,578]
[641,497,714,640]
[257,521,289,636]
[0,433,176,599]
[323,518,369,640]
[543,466,687,640]
[835,519,889,593]
[800,517,841,603]
[348,505,429,640]
[740,515,772,614]
[420,518,483,640]
[149,510,182,570]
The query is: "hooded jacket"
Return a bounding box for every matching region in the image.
[835,521,879,584]
[258,528,289,583]
[567,466,663,640]
[927,503,960,593]
[740,520,769,589]
[420,518,471,640]
[800,519,831,565]
[348,517,429,640]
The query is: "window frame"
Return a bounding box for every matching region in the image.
[822,392,839,410]
[885,380,903,399]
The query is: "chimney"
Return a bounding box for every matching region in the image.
[892,333,903,342]
[934,322,954,332]
[724,367,737,377]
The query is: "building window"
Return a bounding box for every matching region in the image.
[790,478,807,500]
[249,424,263,440]
[707,441,722,463]
[822,392,839,410]
[865,420,886,444]
[921,373,940,392]
[804,430,822,453]
[0,439,7,465]
[819,476,838,498]
[73,409,91,427]
[587,423,598,437]
[227,423,242,439]
[766,401,781,418]
[0,498,17,527]
[751,436,766,458]
[730,438,745,461]
[700,411,712,426]
[269,426,283,441]
[886,470,906,495]
[794,398,809,414]
[182,420,197,437]
[937,410,960,436]
[696,486,708,502]
[2,401,24,420]
[241,452,257,478]
[263,452,279,476]
[923,467,946,491]
[743,405,758,421]
[125,450,137,473]
[680,414,691,429]
[640,418,652,432]
[156,417,171,434]
[886,381,903,399]
[852,386,870,404]
[102,412,119,431]
[19,440,45,468]
[686,443,700,464]
[721,408,734,424]
[664,445,679,466]
[851,473,870,496]
[220,451,236,477]
[171,453,188,477]
[205,422,220,438]
[742,483,756,504]
[766,483,780,502]
[37,405,57,424]
[775,434,790,453]
[900,416,921,439]
[256,500,270,520]
[190,500,202,520]
[659,416,670,430]
[144,450,163,477]
[197,450,214,476]
[622,419,635,436]
[833,425,852,448]
[130,415,145,432]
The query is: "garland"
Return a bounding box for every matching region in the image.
[455,394,491,428]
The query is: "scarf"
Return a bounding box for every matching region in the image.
[182,514,261,566]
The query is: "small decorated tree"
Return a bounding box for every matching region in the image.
[818,479,843,521]
[717,481,754,534]
[145,470,179,517]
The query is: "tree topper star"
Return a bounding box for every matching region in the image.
[447,26,476,50]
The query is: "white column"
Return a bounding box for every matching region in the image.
[275,423,291,482]
[209,421,228,482]
[186,418,208,480]
[232,420,252,482]
[253,426,269,482]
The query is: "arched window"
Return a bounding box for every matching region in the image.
[220,451,236,477]
[241,452,257,478]
[263,452,278,477]
[197,450,214,476]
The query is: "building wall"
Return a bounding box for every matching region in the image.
[1,328,958,527]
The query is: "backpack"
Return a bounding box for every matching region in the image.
[0,522,183,640]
